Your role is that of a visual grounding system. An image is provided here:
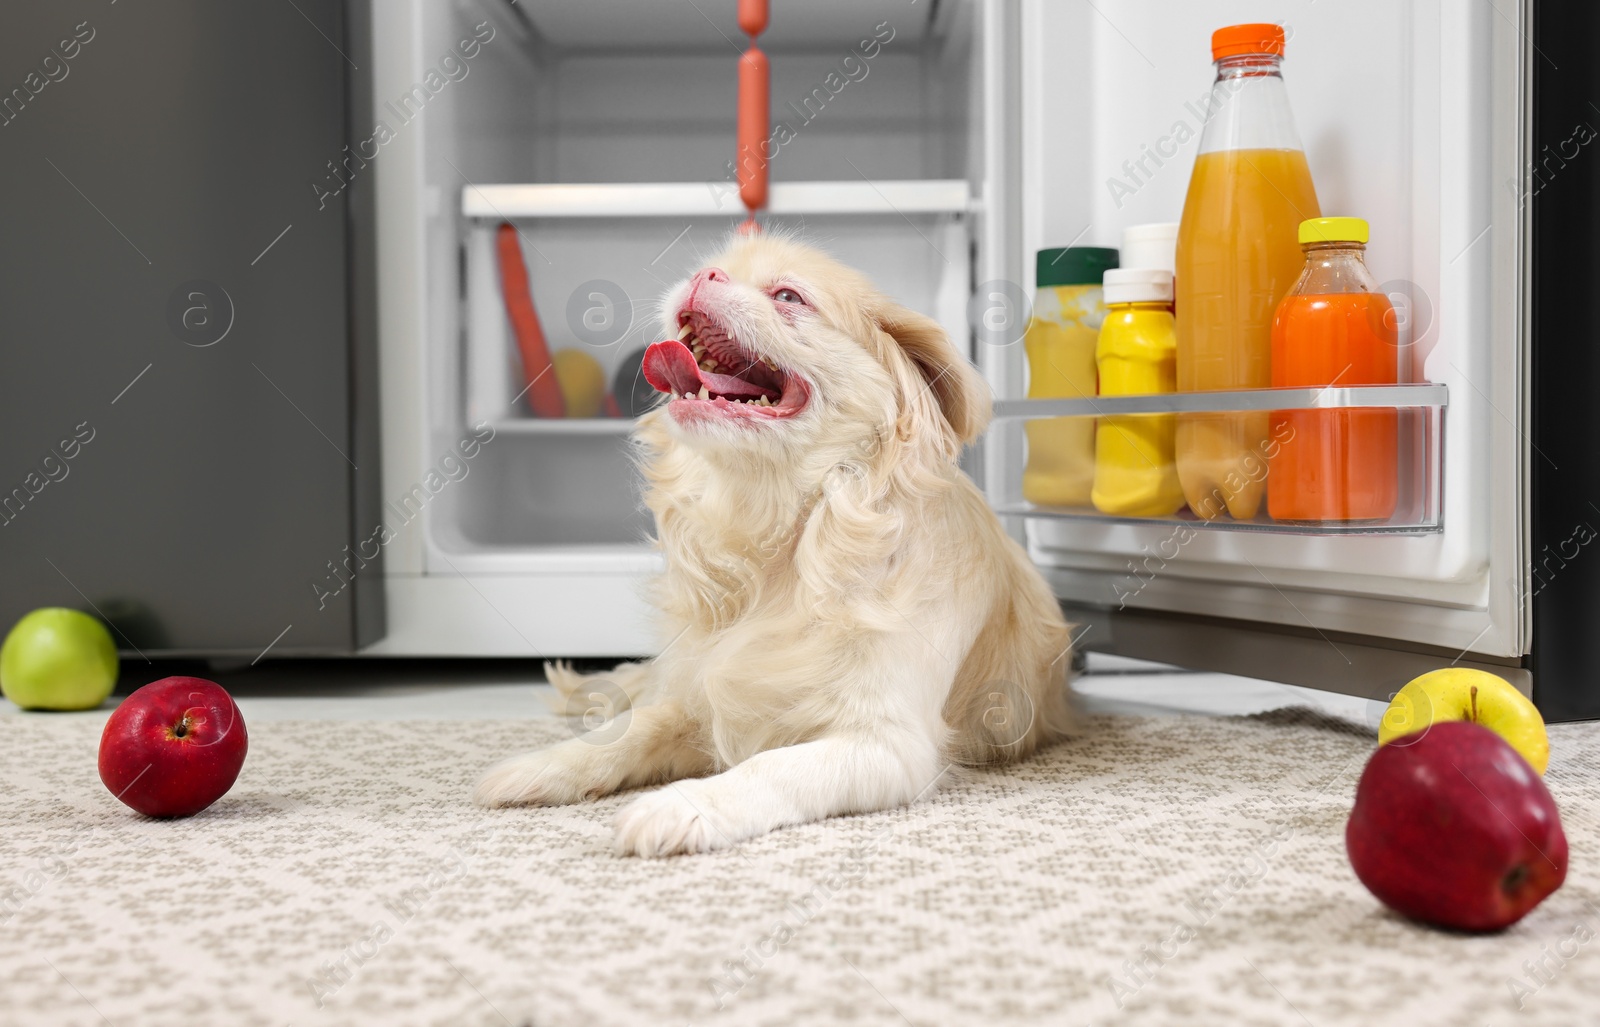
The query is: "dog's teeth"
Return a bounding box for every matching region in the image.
[697,386,709,400]
[763,358,778,371]
[704,358,719,370]
[677,324,693,340]
[757,395,770,406]
[691,344,706,359]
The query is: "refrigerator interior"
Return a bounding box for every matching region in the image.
[408,0,980,566]
[370,0,1526,669]
[367,0,988,653]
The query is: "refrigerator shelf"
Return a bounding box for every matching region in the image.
[486,384,1446,437]
[996,502,1443,536]
[463,204,973,433]
[486,417,640,435]
[994,390,1444,534]
[460,181,974,220]
[992,383,1447,420]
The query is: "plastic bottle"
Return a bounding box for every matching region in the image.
[1175,23,1320,520]
[1268,217,1399,521]
[1022,247,1118,507]
[1121,223,1179,281]
[1093,269,1185,517]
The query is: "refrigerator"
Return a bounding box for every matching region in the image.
[1,0,1594,720]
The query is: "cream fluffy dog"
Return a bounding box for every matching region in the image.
[473,234,1073,855]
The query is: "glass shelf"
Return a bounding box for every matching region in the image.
[487,417,639,435]
[991,384,1446,535]
[991,383,1447,419]
[992,502,1445,536]
[460,181,973,220]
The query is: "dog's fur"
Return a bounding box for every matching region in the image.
[473,234,1074,855]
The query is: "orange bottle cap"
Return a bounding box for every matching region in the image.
[1211,23,1286,61]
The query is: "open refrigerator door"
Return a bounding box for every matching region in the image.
[995,0,1529,696]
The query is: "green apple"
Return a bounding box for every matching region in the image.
[1377,667,1548,774]
[0,608,119,711]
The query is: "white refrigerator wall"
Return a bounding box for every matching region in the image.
[1013,0,1528,657]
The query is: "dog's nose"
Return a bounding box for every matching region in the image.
[692,267,730,287]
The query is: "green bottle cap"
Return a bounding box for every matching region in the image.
[1036,247,1119,288]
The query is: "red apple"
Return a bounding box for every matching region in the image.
[98,676,248,817]
[1346,720,1567,931]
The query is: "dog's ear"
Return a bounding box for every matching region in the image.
[874,302,992,454]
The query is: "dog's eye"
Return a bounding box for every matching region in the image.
[771,287,807,305]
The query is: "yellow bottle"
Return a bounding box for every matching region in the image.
[1022,247,1118,507]
[1093,269,1185,517]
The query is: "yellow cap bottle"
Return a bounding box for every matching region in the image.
[1092,269,1186,518]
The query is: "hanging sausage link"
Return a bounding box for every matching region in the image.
[736,0,769,231]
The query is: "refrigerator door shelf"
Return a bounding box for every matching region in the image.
[993,383,1448,417]
[994,386,1445,535]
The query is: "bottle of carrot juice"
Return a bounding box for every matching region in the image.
[1175,23,1320,520]
[1267,217,1399,522]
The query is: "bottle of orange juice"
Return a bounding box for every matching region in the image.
[1175,23,1320,520]
[1268,217,1399,522]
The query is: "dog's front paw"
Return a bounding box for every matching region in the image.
[472,744,612,808]
[612,781,735,857]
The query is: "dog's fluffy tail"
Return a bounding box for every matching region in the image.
[543,660,658,718]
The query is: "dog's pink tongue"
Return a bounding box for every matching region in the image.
[642,339,701,396]
[642,339,778,399]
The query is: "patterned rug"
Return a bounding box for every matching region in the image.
[1,708,1597,1027]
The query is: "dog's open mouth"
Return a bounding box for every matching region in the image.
[642,311,810,421]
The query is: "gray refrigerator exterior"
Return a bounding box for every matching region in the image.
[0,0,383,656]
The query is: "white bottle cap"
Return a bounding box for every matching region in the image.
[1120,222,1179,275]
[1102,268,1173,305]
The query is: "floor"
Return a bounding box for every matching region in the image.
[0,652,1379,724]
[4,657,1593,1027]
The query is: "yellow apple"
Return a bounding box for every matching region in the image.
[1378,668,1548,774]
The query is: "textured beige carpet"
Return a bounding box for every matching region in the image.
[1,708,1598,1027]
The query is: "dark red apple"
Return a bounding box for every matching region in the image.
[1346,720,1566,931]
[98,676,248,817]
